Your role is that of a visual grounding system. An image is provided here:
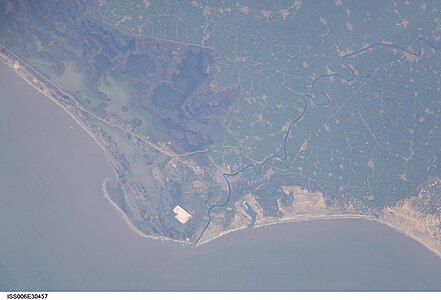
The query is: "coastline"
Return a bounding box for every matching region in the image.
[197,212,441,260]
[0,49,192,247]
[255,214,441,260]
[2,51,441,261]
[101,178,193,246]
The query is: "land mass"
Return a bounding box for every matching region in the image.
[2,45,441,258]
[1,0,440,257]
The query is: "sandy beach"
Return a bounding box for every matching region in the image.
[1,47,441,262]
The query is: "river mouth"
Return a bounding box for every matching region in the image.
[1,62,441,291]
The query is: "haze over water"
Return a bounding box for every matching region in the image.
[1,63,441,291]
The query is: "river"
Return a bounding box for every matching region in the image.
[1,62,441,290]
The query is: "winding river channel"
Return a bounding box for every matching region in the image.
[1,62,441,290]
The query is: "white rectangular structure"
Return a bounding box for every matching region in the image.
[173,205,192,224]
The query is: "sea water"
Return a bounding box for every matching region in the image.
[1,63,441,291]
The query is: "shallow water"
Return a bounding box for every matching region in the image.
[1,63,441,291]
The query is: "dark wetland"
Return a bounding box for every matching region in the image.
[1,64,441,291]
